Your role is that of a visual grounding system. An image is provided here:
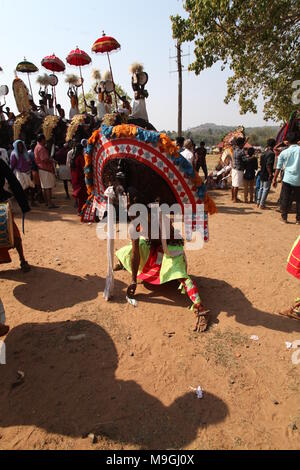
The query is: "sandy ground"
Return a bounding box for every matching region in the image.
[0,175,299,450]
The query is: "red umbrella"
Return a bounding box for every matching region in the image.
[92,32,120,107]
[41,54,65,115]
[41,54,65,73]
[92,34,120,54]
[67,47,91,111]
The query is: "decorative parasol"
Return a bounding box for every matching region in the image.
[41,54,65,114]
[92,32,121,108]
[66,47,91,112]
[16,59,39,98]
[41,54,65,73]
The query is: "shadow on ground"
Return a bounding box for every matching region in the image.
[0,267,126,312]
[137,277,300,334]
[0,321,228,449]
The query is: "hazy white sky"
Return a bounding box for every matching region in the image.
[0,0,276,131]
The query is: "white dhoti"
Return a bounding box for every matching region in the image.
[58,165,71,181]
[231,169,244,188]
[39,170,56,190]
[15,171,35,190]
[131,99,149,122]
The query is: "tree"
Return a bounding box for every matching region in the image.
[79,84,131,113]
[171,0,300,122]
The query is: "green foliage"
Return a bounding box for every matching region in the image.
[167,123,279,147]
[171,0,300,122]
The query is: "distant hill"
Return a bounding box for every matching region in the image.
[166,123,280,147]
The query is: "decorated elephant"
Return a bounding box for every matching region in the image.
[14,112,43,147]
[66,114,98,144]
[42,115,68,151]
[13,113,67,150]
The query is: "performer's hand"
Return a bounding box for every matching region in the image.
[273,180,278,189]
[127,283,137,299]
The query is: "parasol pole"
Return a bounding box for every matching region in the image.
[52,86,57,116]
[107,52,118,110]
[79,65,87,112]
[27,72,33,98]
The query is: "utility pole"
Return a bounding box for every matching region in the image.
[177,41,183,137]
[169,42,190,137]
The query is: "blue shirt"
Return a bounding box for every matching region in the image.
[277,145,300,187]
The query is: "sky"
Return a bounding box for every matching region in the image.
[0,0,276,131]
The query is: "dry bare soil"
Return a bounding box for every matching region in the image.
[0,175,299,450]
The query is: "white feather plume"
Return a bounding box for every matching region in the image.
[129,62,144,75]
[92,69,101,81]
[102,70,112,81]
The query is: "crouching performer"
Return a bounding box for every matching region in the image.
[115,190,210,332]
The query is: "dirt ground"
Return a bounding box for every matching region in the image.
[0,174,299,450]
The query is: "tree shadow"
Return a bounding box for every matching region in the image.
[134,277,300,334]
[0,321,228,449]
[0,267,127,312]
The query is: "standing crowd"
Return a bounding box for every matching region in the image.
[0,137,88,215]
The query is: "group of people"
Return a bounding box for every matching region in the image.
[0,135,90,336]
[174,132,300,226]
[0,136,88,215]
[176,137,209,180]
[231,133,300,224]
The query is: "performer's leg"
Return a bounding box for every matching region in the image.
[179,277,210,333]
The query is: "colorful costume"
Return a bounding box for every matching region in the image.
[81,121,217,317]
[287,236,300,280]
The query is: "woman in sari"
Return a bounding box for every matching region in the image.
[10,140,35,205]
[70,144,88,215]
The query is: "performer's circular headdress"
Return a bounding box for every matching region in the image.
[82,123,217,243]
